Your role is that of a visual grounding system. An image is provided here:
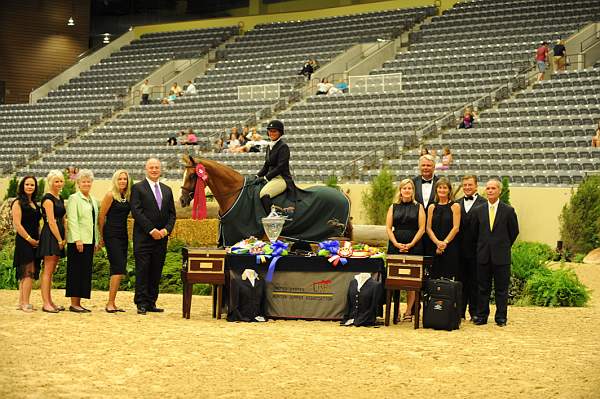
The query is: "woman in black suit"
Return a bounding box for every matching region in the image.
[255,120,294,214]
[99,169,131,313]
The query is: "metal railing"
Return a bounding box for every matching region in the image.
[337,61,538,181]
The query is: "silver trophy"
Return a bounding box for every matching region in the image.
[261,206,286,243]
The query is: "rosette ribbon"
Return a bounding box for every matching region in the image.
[192,164,209,220]
[265,240,288,282]
[319,240,347,267]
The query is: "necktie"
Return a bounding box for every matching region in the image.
[154,183,162,210]
[464,195,474,201]
[421,179,432,184]
[489,205,496,231]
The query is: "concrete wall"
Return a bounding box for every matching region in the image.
[0,176,573,247]
[134,0,459,37]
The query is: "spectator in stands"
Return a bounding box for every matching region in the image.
[458,107,475,129]
[430,148,441,167]
[166,131,177,146]
[65,169,100,313]
[593,121,600,148]
[66,166,79,181]
[327,86,343,96]
[98,169,131,313]
[536,41,549,81]
[11,176,41,313]
[225,131,240,152]
[248,130,268,152]
[553,40,567,72]
[38,170,67,313]
[420,147,429,156]
[213,138,224,153]
[183,128,198,146]
[241,126,251,140]
[141,79,151,105]
[185,80,197,95]
[436,147,453,170]
[310,59,319,71]
[317,79,332,95]
[171,82,183,97]
[299,59,314,81]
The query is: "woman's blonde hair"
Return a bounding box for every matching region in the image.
[394,178,416,204]
[111,169,131,201]
[76,169,94,183]
[46,169,64,190]
[434,177,454,203]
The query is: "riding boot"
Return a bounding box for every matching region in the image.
[260,195,272,215]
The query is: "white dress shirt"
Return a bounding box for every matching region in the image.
[463,193,479,213]
[421,177,434,208]
[146,177,162,205]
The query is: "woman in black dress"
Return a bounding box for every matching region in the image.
[426,177,461,280]
[386,178,426,322]
[99,169,131,313]
[37,170,67,313]
[11,176,41,312]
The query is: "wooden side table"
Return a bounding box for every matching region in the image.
[384,254,428,329]
[181,247,226,319]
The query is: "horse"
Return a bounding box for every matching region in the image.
[180,155,352,246]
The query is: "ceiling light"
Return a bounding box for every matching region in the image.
[67,17,74,26]
[103,33,110,44]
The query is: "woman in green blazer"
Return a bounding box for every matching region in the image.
[66,169,100,312]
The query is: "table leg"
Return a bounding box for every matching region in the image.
[216,285,223,320]
[182,280,187,318]
[393,290,399,325]
[385,289,391,326]
[414,289,420,329]
[211,285,217,319]
[184,283,192,319]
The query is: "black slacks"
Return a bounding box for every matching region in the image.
[66,243,94,299]
[134,240,167,308]
[476,262,510,322]
[459,255,478,319]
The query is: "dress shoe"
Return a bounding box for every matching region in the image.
[105,308,118,313]
[496,319,507,327]
[69,306,87,313]
[147,306,164,313]
[137,307,147,315]
[472,317,487,326]
[42,307,59,313]
[55,305,66,311]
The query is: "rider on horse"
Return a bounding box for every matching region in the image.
[255,120,295,215]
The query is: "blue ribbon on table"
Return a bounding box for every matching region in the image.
[318,240,348,266]
[265,240,288,282]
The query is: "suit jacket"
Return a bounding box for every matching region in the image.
[412,175,439,208]
[130,179,176,250]
[473,201,519,265]
[257,140,293,184]
[66,191,100,244]
[458,194,487,259]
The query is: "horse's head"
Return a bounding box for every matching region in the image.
[180,154,197,208]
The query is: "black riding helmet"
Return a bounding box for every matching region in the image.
[266,119,284,136]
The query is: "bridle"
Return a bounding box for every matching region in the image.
[181,164,254,205]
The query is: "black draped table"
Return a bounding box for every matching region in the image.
[227,254,386,320]
[181,248,385,321]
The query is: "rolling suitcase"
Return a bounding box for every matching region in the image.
[422,278,462,331]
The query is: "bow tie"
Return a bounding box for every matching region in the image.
[421,179,432,184]
[464,196,474,201]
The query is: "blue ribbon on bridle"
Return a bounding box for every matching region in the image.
[264,240,288,282]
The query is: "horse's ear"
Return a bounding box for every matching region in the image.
[181,154,196,166]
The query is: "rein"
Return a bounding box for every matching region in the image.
[182,167,254,204]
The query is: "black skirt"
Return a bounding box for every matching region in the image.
[104,233,128,275]
[37,223,65,258]
[65,243,94,299]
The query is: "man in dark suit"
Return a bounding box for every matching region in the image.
[411,154,439,258]
[472,179,519,327]
[256,119,294,214]
[457,175,487,320]
[130,158,176,315]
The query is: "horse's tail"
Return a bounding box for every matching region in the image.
[342,190,353,240]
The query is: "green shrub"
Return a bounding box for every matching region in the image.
[499,176,511,205]
[35,179,46,203]
[4,176,18,200]
[324,175,340,191]
[560,175,600,254]
[0,239,17,289]
[60,172,77,200]
[522,267,590,307]
[511,241,555,281]
[362,167,395,225]
[572,253,586,263]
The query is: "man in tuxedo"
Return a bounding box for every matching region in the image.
[130,158,176,315]
[412,154,439,257]
[457,175,486,320]
[472,179,519,327]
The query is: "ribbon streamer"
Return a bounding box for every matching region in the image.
[192,164,209,220]
[265,240,288,282]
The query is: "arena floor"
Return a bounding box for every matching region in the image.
[1,263,599,399]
